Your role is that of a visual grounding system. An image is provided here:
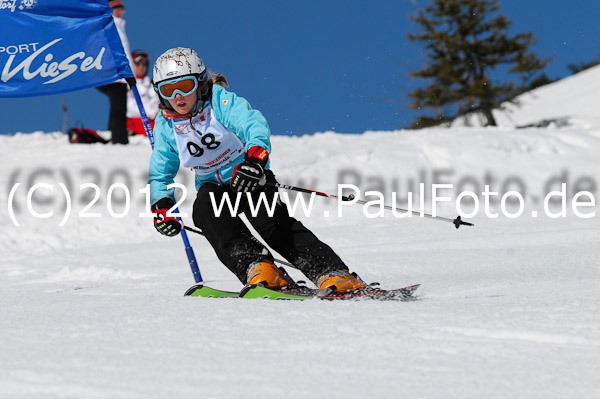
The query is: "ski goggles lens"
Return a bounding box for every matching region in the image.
[157,76,198,100]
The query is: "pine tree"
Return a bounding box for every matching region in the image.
[407,0,550,128]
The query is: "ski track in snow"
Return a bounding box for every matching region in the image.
[2,67,600,398]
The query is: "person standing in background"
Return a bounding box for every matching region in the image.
[97,0,132,144]
[126,50,160,136]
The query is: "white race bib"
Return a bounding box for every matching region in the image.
[172,105,244,176]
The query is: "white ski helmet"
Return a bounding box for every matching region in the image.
[153,47,209,109]
[153,47,206,83]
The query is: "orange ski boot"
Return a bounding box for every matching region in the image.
[247,259,294,290]
[316,270,366,294]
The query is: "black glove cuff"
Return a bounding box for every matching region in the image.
[152,197,176,212]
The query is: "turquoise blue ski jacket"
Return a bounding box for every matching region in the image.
[148,84,271,204]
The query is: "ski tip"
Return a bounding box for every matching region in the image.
[403,284,421,294]
[184,284,204,296]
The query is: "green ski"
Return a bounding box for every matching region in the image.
[184,284,240,298]
[185,283,420,301]
[239,284,311,300]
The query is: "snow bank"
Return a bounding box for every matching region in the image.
[454,64,600,129]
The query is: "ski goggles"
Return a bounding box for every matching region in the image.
[156,76,198,100]
[132,51,149,65]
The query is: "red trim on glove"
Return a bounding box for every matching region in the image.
[246,146,269,165]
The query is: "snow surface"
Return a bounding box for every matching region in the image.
[2,68,600,398]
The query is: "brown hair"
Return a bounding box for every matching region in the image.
[210,71,228,87]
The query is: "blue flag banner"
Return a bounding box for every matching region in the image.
[0,0,133,98]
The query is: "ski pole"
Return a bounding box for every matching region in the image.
[268,181,474,229]
[130,81,203,283]
[183,225,297,269]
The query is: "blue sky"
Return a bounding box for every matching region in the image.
[1,0,599,135]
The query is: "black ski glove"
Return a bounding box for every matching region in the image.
[230,146,269,193]
[151,197,182,237]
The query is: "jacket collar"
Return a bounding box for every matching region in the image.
[161,101,208,119]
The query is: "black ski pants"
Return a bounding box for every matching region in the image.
[192,171,347,284]
[97,82,128,145]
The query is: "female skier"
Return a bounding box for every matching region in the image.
[149,47,365,294]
